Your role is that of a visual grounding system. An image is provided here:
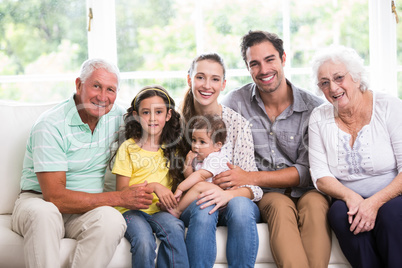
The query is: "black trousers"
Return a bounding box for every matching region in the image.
[328,196,402,268]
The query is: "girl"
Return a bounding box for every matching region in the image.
[112,85,188,268]
[180,53,262,268]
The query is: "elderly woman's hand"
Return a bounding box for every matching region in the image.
[346,194,379,235]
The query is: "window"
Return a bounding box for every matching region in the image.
[0,0,400,104]
[0,0,87,102]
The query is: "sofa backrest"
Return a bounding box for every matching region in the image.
[0,101,122,215]
[0,101,57,214]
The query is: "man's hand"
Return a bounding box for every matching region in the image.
[213,163,250,189]
[120,182,153,210]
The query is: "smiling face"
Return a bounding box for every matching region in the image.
[246,41,286,94]
[187,59,226,108]
[191,129,222,161]
[317,61,361,111]
[75,68,118,125]
[135,96,172,142]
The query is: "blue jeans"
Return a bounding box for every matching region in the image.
[180,196,261,268]
[123,210,189,268]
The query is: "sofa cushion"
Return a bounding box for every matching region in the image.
[0,101,56,214]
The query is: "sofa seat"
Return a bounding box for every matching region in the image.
[0,101,351,267]
[0,214,350,268]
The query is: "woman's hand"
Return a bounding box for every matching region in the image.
[348,196,380,235]
[345,193,380,234]
[196,187,233,214]
[153,183,177,210]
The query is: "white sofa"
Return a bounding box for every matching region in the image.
[0,101,351,268]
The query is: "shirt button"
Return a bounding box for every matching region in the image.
[276,165,280,168]
[270,132,273,135]
[271,150,275,153]
[290,136,294,140]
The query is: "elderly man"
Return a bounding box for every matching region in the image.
[11,59,154,268]
[217,31,331,268]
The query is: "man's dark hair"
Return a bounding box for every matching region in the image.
[240,30,284,66]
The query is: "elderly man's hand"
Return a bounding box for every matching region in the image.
[120,182,153,210]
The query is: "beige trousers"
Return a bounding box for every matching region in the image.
[11,192,127,268]
[258,190,331,268]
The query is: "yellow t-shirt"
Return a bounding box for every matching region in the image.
[112,138,171,215]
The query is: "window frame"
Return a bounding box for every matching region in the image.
[0,0,399,99]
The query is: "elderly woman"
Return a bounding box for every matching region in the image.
[309,45,402,268]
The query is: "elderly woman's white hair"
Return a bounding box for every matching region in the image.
[311,45,369,95]
[78,58,121,89]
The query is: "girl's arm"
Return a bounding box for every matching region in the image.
[116,175,131,191]
[148,182,178,210]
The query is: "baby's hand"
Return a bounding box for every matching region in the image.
[174,189,183,202]
[185,150,197,165]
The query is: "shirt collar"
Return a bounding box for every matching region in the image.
[65,94,119,127]
[64,94,85,126]
[250,79,309,113]
[288,80,309,113]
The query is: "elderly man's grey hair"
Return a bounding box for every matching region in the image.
[311,45,369,95]
[78,58,121,89]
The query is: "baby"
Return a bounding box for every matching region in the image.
[169,113,264,219]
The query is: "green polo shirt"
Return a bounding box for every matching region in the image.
[20,95,125,193]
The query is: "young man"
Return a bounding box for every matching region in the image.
[216,30,331,268]
[11,58,154,268]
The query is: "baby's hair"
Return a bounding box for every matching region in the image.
[111,85,186,189]
[192,114,227,145]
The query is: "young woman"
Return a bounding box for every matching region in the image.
[180,53,262,268]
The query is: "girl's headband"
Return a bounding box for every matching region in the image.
[133,88,171,109]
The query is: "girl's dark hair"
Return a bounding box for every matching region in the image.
[181,53,226,126]
[192,114,227,145]
[112,85,186,190]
